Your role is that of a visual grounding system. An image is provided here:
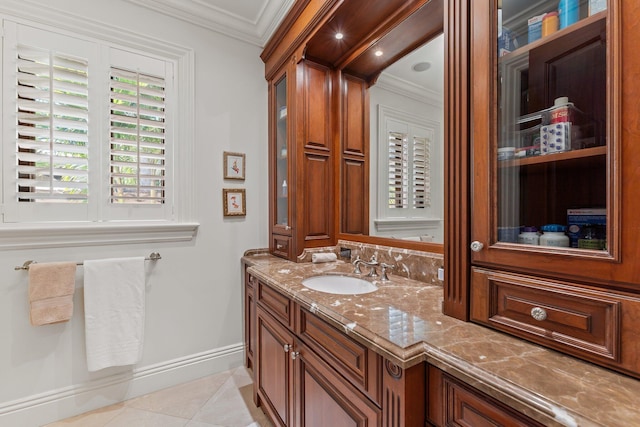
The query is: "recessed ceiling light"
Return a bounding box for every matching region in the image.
[335,32,344,40]
[412,61,431,72]
[374,50,383,57]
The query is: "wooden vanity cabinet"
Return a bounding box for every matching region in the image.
[254,279,382,427]
[427,365,544,427]
[443,0,640,377]
[251,277,437,427]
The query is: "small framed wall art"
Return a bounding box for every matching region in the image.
[223,188,246,216]
[223,151,246,180]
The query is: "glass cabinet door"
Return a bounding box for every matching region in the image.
[469,0,617,279]
[495,0,607,251]
[274,74,288,229]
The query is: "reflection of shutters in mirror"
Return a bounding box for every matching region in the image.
[109,68,165,204]
[16,45,89,203]
[387,130,431,210]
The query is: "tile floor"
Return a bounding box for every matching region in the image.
[44,367,274,427]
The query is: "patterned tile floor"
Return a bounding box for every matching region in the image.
[44,367,273,427]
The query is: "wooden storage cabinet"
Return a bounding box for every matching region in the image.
[471,268,640,375]
[254,280,381,427]
[427,365,544,427]
[267,57,335,261]
[453,0,640,378]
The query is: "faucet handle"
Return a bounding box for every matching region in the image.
[379,263,394,281]
[352,255,363,274]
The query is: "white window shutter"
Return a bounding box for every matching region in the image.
[109,67,166,204]
[16,45,90,203]
[387,131,408,209]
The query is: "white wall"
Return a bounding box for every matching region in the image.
[0,1,269,425]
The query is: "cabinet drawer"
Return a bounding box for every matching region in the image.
[297,306,381,405]
[471,267,623,364]
[257,281,293,328]
[272,234,291,259]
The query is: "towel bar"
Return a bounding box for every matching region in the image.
[14,252,162,271]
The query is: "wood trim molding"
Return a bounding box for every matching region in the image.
[443,0,471,320]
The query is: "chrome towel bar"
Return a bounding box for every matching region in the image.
[14,252,162,271]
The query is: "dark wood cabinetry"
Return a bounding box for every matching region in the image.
[252,275,381,427]
[267,57,335,261]
[427,365,544,427]
[443,0,640,378]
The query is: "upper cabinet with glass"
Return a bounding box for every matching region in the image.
[465,0,640,377]
[469,0,618,281]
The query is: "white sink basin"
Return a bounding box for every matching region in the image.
[302,275,377,295]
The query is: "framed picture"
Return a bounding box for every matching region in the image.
[223,188,246,216]
[223,152,246,180]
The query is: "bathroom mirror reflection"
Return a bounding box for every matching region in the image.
[367,34,444,244]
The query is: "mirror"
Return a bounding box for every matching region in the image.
[367,34,445,244]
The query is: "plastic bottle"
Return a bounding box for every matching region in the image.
[558,0,579,29]
[542,12,559,37]
[282,179,287,197]
[540,224,570,247]
[518,226,539,245]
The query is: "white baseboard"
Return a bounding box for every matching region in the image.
[0,343,245,427]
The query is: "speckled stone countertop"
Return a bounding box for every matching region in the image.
[242,251,640,427]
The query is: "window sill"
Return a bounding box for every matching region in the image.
[0,221,199,250]
[374,218,442,233]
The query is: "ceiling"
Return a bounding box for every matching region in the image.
[124,0,295,47]
[125,0,443,98]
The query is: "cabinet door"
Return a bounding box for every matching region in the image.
[256,306,294,427]
[427,365,544,427]
[468,0,633,287]
[269,62,293,260]
[294,340,381,427]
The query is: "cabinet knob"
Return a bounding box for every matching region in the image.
[290,351,300,360]
[531,307,548,321]
[470,241,484,252]
[283,344,292,353]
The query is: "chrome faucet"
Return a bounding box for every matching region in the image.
[353,255,379,277]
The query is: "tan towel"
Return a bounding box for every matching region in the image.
[28,262,77,326]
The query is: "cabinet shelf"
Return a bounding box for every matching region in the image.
[499,11,606,62]
[499,145,606,168]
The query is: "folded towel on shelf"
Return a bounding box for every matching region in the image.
[84,257,145,372]
[28,262,77,326]
[311,253,337,263]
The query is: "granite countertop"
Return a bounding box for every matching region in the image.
[242,252,640,427]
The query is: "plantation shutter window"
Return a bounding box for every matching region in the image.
[109,67,166,205]
[16,45,89,203]
[3,21,179,225]
[386,127,431,210]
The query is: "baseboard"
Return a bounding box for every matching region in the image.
[0,343,245,427]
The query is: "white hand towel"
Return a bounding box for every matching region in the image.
[84,257,145,372]
[311,253,337,263]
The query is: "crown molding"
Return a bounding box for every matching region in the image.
[124,0,294,47]
[375,73,443,107]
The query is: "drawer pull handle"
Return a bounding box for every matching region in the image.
[531,307,547,321]
[291,351,300,360]
[470,241,484,252]
[283,344,292,353]
[276,244,283,249]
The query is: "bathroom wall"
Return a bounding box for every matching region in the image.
[0,0,269,425]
